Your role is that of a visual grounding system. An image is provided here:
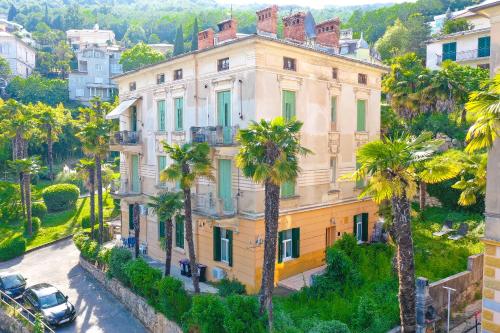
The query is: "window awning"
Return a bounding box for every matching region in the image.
[105,98,138,120]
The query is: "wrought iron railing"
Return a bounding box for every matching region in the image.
[436,48,490,65]
[192,192,237,217]
[190,126,239,146]
[110,130,141,145]
[110,178,140,196]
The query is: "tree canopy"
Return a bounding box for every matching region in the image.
[119,42,166,72]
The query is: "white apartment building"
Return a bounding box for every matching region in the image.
[0,31,35,78]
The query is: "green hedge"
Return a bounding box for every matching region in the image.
[124,259,162,301]
[108,247,133,283]
[73,232,111,268]
[81,215,96,229]
[156,276,191,322]
[0,237,26,261]
[24,217,41,237]
[217,278,246,297]
[31,202,47,220]
[42,184,80,212]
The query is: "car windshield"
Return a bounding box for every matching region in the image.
[39,291,66,309]
[1,275,24,289]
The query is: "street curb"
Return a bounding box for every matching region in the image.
[23,234,74,255]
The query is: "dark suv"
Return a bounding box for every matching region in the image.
[23,283,76,327]
[0,273,27,300]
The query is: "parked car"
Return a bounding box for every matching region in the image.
[0,273,27,300]
[23,283,76,327]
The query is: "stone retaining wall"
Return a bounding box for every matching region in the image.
[0,306,31,333]
[79,256,182,333]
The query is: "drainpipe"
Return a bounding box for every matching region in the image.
[239,79,243,120]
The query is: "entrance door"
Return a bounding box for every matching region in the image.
[325,226,336,248]
[355,214,363,242]
[217,91,231,144]
[218,159,233,212]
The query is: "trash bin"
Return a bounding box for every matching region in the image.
[197,264,207,282]
[179,259,190,276]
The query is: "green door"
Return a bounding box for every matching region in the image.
[218,159,233,212]
[130,106,137,132]
[157,100,166,131]
[131,155,140,193]
[282,90,296,121]
[174,98,183,131]
[217,91,231,144]
[478,36,490,58]
[357,100,366,132]
[442,42,456,61]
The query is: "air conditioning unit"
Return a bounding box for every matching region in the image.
[212,267,226,280]
[139,204,149,216]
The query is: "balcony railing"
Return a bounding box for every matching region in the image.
[190,126,239,146]
[436,48,490,65]
[110,130,141,145]
[110,178,141,197]
[192,192,237,217]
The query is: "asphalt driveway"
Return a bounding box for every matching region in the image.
[0,238,146,333]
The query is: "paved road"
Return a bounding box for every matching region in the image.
[0,238,146,333]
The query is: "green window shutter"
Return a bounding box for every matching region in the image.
[131,155,140,193]
[442,42,456,61]
[357,100,366,132]
[278,231,284,263]
[175,98,183,130]
[227,229,233,267]
[281,180,295,198]
[282,90,296,121]
[158,220,165,239]
[292,228,300,258]
[158,156,166,179]
[478,36,490,57]
[129,204,134,230]
[176,219,184,248]
[217,91,231,127]
[157,100,166,131]
[218,159,233,211]
[213,226,221,261]
[362,213,369,242]
[353,215,357,235]
[331,96,337,123]
[130,106,137,131]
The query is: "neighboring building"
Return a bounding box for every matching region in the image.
[339,29,381,64]
[472,1,500,331]
[108,6,387,293]
[426,1,492,70]
[148,43,174,56]
[0,31,35,78]
[67,24,115,50]
[67,26,123,104]
[0,18,36,47]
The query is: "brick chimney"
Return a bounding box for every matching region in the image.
[217,18,237,43]
[283,12,307,43]
[256,5,278,37]
[315,18,341,49]
[198,28,215,50]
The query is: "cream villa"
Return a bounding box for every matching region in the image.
[107,6,387,292]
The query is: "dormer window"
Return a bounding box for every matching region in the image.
[283,57,296,71]
[358,73,367,85]
[218,58,229,71]
[157,73,165,84]
[129,82,136,91]
[174,69,183,80]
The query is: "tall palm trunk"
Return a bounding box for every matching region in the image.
[183,170,200,293]
[164,218,173,276]
[392,193,416,333]
[419,182,426,211]
[96,155,104,244]
[24,171,32,237]
[133,203,140,258]
[14,134,26,216]
[88,166,96,240]
[47,125,54,182]
[259,180,280,327]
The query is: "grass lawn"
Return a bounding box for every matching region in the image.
[0,192,118,251]
[275,205,484,333]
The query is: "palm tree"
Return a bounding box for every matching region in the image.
[32,102,69,182]
[8,157,42,237]
[149,191,184,275]
[160,142,213,293]
[76,158,96,238]
[76,98,113,244]
[346,132,460,332]
[451,151,487,206]
[236,117,310,327]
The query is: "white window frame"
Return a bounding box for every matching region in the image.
[356,214,363,242]
[282,230,293,262]
[220,229,230,264]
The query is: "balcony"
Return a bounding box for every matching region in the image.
[110,179,141,198]
[436,48,490,65]
[192,192,237,218]
[190,126,239,146]
[109,130,142,153]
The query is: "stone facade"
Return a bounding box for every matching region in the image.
[79,256,182,333]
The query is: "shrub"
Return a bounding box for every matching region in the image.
[42,184,80,212]
[427,178,484,213]
[223,295,266,333]
[218,278,246,297]
[273,305,302,333]
[332,234,360,262]
[24,217,41,237]
[73,232,89,250]
[81,240,100,262]
[108,247,133,283]
[81,215,96,229]
[0,237,26,261]
[31,202,47,220]
[97,247,111,267]
[182,294,227,333]
[353,297,384,333]
[156,276,191,322]
[306,319,351,333]
[124,259,162,300]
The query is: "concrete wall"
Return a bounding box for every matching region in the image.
[0,306,31,333]
[79,256,182,333]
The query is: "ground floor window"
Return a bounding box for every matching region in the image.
[213,227,233,266]
[353,213,369,242]
[175,218,184,249]
[278,228,300,263]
